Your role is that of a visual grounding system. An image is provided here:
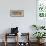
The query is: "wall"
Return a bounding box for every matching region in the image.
[0,0,36,42]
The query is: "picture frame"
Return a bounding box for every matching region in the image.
[36,0,46,26]
[10,10,24,17]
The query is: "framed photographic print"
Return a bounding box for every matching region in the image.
[10,10,24,17]
[36,0,46,26]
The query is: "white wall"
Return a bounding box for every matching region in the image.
[0,0,36,42]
